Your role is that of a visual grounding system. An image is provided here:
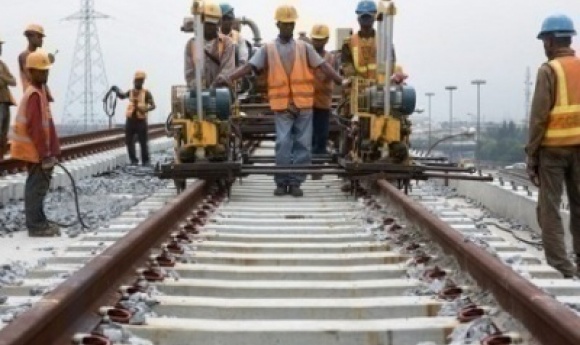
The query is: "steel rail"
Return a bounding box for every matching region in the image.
[377,180,580,345]
[0,125,166,174]
[0,181,208,345]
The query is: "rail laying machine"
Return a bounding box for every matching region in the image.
[155,0,492,193]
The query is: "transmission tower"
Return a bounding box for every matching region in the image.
[524,67,532,128]
[62,0,110,133]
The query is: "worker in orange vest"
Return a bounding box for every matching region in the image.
[18,24,54,100]
[112,71,156,166]
[9,50,61,237]
[218,5,348,197]
[527,14,580,278]
[0,34,17,159]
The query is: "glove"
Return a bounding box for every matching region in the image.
[340,78,352,87]
[41,157,57,170]
[391,72,408,84]
[526,165,539,187]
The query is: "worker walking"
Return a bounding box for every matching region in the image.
[219,3,249,66]
[18,24,54,100]
[0,34,17,159]
[112,71,156,166]
[9,50,61,237]
[218,5,347,197]
[185,1,236,89]
[310,24,336,159]
[527,14,580,278]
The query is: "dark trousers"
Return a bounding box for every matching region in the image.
[25,164,52,231]
[125,118,149,165]
[312,107,330,155]
[0,103,10,158]
[538,146,580,276]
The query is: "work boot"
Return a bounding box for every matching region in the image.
[28,223,61,237]
[341,182,351,193]
[311,173,323,181]
[289,185,304,197]
[274,185,287,196]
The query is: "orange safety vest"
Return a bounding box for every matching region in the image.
[9,86,52,163]
[543,56,580,146]
[266,41,314,111]
[350,34,377,79]
[126,89,150,119]
[314,51,336,110]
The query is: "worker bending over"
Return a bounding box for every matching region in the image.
[0,34,16,159]
[112,71,156,166]
[218,5,347,197]
[185,2,235,89]
[526,14,580,278]
[219,3,249,66]
[18,24,54,100]
[9,50,61,237]
[310,24,336,161]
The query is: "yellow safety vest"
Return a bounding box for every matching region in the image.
[543,56,580,146]
[126,89,149,119]
[350,34,377,79]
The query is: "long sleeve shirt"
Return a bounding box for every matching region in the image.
[26,93,60,159]
[184,35,236,89]
[0,59,16,104]
[526,47,575,166]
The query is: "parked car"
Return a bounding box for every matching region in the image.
[505,162,526,170]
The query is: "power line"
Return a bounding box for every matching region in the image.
[62,0,110,133]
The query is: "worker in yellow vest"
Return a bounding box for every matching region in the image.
[112,71,156,166]
[184,1,236,89]
[527,14,580,278]
[310,24,336,161]
[219,3,249,66]
[0,34,17,159]
[218,5,348,197]
[9,50,61,237]
[18,24,55,100]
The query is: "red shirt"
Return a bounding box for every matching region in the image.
[26,93,61,159]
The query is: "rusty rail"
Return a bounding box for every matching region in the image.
[0,181,208,345]
[377,180,580,345]
[0,124,165,174]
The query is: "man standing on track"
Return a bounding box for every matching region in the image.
[0,34,17,159]
[112,71,156,166]
[527,14,580,278]
[217,4,347,197]
[9,50,61,237]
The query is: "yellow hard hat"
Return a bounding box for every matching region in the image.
[203,2,222,24]
[310,24,330,39]
[26,49,52,70]
[24,24,45,37]
[134,71,147,80]
[275,5,298,23]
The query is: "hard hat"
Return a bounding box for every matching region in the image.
[275,5,298,23]
[356,0,378,16]
[134,71,147,80]
[220,3,235,18]
[25,49,52,70]
[310,24,330,40]
[203,2,222,24]
[537,14,577,39]
[24,24,45,37]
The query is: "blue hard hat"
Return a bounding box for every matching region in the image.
[356,0,377,15]
[537,14,577,39]
[220,3,235,18]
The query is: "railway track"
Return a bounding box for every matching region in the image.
[0,148,580,344]
[0,124,166,175]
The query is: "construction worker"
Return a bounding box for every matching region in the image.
[0,34,17,159]
[219,3,249,66]
[9,50,61,237]
[217,5,348,197]
[184,2,236,89]
[18,24,54,100]
[112,71,156,166]
[310,24,336,159]
[527,14,580,278]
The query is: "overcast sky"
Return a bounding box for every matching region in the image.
[2,0,580,126]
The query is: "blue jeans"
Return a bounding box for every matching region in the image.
[275,110,313,187]
[312,107,330,154]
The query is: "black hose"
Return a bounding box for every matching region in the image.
[103,87,118,119]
